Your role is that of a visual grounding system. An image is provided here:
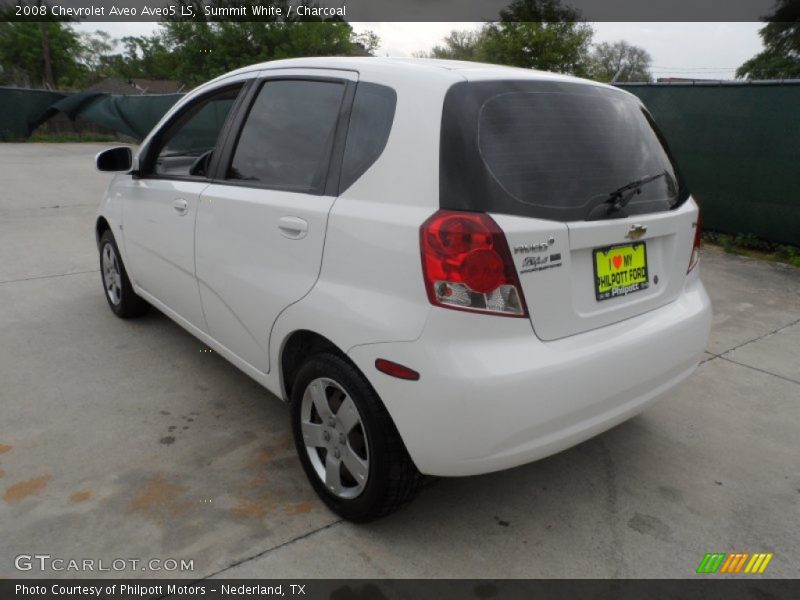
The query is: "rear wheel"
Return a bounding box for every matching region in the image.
[290,353,421,522]
[99,230,149,318]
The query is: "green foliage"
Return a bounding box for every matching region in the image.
[157,20,360,86]
[27,131,123,142]
[416,1,594,76]
[480,22,594,76]
[0,0,379,89]
[704,231,800,268]
[587,40,653,83]
[154,0,377,86]
[416,30,482,61]
[0,20,84,88]
[352,30,380,55]
[737,0,800,79]
[479,0,593,75]
[107,35,178,81]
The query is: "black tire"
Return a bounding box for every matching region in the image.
[98,230,149,318]
[291,352,422,522]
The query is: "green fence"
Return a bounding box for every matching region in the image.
[618,81,800,246]
[0,88,67,139]
[0,87,182,141]
[2,82,799,245]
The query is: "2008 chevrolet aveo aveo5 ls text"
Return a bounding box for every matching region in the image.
[94,58,711,521]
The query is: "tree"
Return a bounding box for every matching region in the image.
[588,40,653,82]
[150,1,376,85]
[416,1,595,75]
[736,0,800,79]
[0,21,84,88]
[113,35,180,81]
[352,30,380,56]
[478,0,594,75]
[416,29,482,61]
[76,30,116,84]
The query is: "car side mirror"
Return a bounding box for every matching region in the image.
[96,147,133,172]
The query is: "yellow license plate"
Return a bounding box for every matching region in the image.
[593,243,649,301]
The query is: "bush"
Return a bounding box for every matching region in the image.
[27,132,121,143]
[703,230,800,268]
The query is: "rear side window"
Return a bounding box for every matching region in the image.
[228,79,345,193]
[339,82,396,193]
[440,80,688,221]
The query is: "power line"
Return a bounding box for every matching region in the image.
[649,66,740,71]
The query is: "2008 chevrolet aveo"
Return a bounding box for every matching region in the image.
[95,57,711,521]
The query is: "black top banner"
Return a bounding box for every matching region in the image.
[0,0,786,22]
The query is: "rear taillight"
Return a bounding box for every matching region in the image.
[688,201,702,273]
[420,210,528,317]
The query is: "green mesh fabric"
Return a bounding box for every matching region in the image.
[0,87,67,139]
[0,87,182,141]
[618,82,800,245]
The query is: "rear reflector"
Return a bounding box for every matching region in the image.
[688,200,702,273]
[420,210,528,317]
[375,359,420,381]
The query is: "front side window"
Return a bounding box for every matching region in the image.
[227,79,346,193]
[150,85,242,178]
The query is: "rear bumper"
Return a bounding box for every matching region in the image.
[348,277,711,476]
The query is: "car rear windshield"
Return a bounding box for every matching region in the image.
[440,80,689,221]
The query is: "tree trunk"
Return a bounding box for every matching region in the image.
[39,22,55,89]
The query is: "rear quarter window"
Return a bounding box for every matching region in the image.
[440,80,688,221]
[339,82,396,193]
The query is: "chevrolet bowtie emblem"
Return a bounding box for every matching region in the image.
[626,224,647,240]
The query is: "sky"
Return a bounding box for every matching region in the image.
[74,21,765,81]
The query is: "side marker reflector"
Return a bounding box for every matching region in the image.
[375,359,420,381]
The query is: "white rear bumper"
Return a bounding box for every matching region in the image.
[348,277,711,476]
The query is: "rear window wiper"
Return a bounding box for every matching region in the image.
[604,171,668,213]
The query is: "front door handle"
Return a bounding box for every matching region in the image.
[278,216,308,239]
[172,199,189,216]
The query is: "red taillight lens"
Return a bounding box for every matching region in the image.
[688,200,702,273]
[420,210,528,317]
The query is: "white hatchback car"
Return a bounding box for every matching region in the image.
[95,57,711,521]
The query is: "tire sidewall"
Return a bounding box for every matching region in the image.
[290,354,393,522]
[99,230,137,317]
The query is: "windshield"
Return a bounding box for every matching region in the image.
[440,80,688,221]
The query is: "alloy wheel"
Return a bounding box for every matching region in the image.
[300,377,369,499]
[101,243,122,306]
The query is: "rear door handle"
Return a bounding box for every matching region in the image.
[172,199,189,215]
[278,216,308,239]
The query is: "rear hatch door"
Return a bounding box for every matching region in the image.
[439,76,697,340]
[496,203,696,340]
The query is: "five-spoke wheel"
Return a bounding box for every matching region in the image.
[300,377,370,499]
[101,242,123,306]
[98,230,149,318]
[291,353,421,521]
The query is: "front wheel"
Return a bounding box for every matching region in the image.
[291,353,421,522]
[99,230,149,318]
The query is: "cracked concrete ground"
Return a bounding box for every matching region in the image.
[1,144,798,579]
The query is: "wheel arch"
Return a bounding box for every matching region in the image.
[280,330,360,403]
[95,216,111,246]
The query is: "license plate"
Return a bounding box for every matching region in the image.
[593,243,649,301]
